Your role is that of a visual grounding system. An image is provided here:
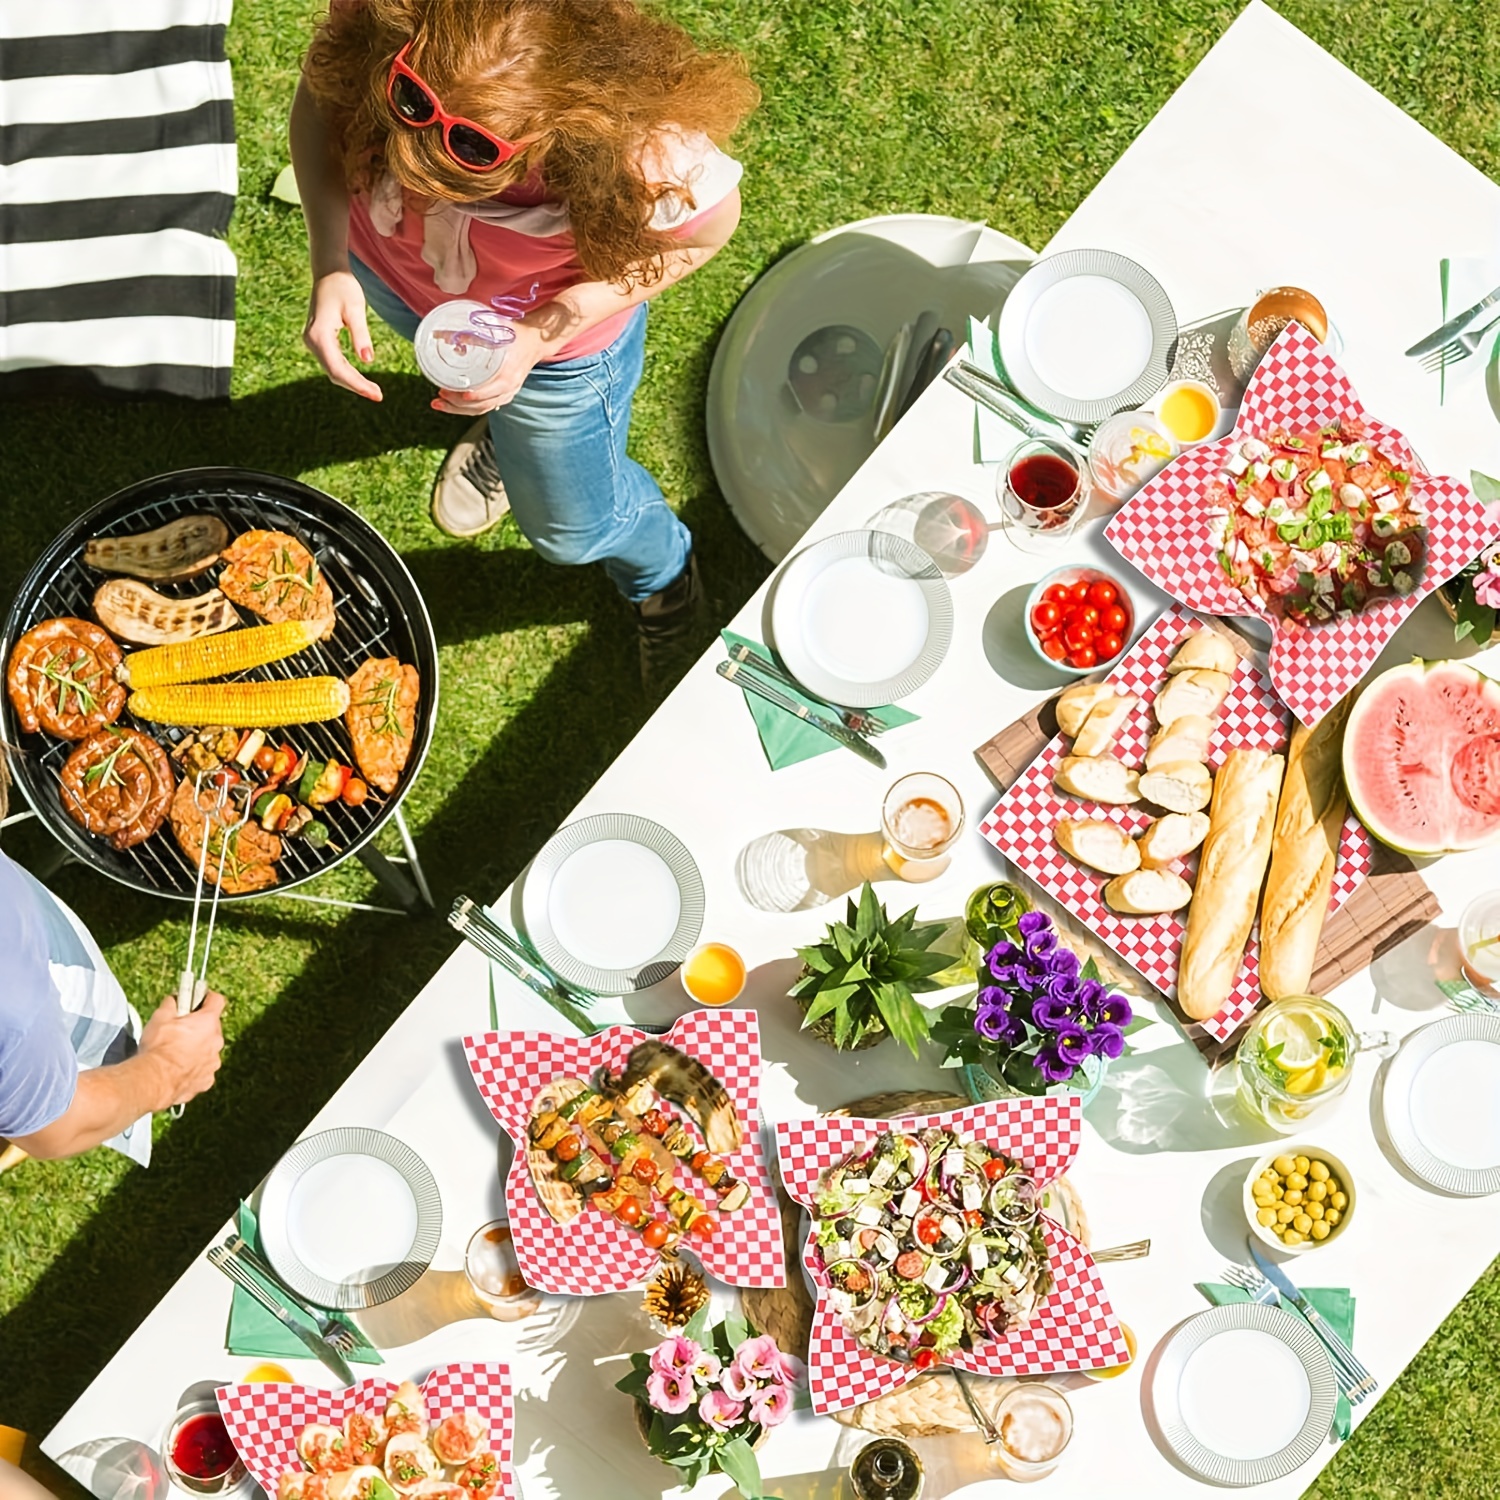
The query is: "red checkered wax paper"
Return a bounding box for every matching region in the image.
[216,1363,515,1500]
[464,1009,785,1295]
[775,1097,1128,1413]
[1105,322,1499,726]
[978,605,1373,1043]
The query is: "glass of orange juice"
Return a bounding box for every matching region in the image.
[681,943,747,1006]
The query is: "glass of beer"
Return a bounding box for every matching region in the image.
[881,773,965,881]
[989,1383,1074,1479]
[464,1221,542,1321]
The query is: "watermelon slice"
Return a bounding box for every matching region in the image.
[1343,659,1500,857]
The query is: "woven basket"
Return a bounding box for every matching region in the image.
[743,1089,1091,1438]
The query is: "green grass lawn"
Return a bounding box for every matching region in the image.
[2,1,1497,1491]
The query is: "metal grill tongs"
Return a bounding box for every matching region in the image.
[449,895,603,1035]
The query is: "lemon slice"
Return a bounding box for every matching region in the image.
[1261,1008,1328,1072]
[1284,1060,1328,1096]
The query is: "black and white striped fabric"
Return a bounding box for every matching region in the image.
[0,0,237,399]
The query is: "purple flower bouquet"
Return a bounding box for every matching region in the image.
[933,910,1133,1099]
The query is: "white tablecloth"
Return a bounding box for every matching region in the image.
[44,4,1500,1497]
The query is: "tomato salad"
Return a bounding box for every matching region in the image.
[1211,419,1425,626]
[812,1127,1053,1369]
[1029,576,1132,671]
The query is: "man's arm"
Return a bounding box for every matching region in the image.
[12,993,226,1161]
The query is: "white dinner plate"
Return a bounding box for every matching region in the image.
[769,529,953,707]
[1382,1013,1500,1195]
[260,1128,442,1311]
[1153,1303,1337,1486]
[998,249,1177,424]
[520,813,704,994]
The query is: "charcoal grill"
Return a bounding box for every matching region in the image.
[1,468,439,905]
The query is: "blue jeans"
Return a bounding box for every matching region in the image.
[350,254,691,603]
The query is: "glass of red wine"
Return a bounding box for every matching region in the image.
[997,438,1088,549]
[162,1400,245,1496]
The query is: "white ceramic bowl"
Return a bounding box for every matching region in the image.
[1243,1144,1355,1256]
[1022,565,1135,679]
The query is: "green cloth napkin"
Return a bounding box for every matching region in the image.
[1198,1281,1356,1439]
[720,631,917,770]
[226,1201,382,1364]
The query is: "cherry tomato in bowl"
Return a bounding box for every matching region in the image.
[1022,565,1134,679]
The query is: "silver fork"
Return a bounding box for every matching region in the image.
[1419,311,1500,373]
[725,643,890,735]
[1221,1263,1377,1404]
[223,1233,363,1357]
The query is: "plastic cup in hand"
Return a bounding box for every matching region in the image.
[415,299,513,390]
[998,437,1088,549]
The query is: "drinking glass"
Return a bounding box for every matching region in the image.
[1226,286,1336,383]
[1458,891,1500,992]
[997,437,1088,549]
[1235,995,1390,1132]
[880,773,965,881]
[988,1383,1073,1480]
[464,1221,542,1321]
[681,942,747,1006]
[161,1400,245,1497]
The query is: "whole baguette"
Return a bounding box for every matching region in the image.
[1259,701,1351,1001]
[1177,749,1285,1020]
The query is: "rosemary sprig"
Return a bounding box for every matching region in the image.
[356,675,407,737]
[83,733,133,789]
[249,546,320,607]
[31,650,101,717]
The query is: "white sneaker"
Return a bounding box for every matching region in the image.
[432,418,511,538]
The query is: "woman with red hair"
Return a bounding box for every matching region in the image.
[291,1,757,686]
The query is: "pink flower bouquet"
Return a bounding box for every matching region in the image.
[618,1312,806,1497]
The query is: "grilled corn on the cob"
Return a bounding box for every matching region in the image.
[129,677,350,727]
[120,620,320,688]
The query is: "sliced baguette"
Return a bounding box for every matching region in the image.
[1072,693,1139,758]
[1055,755,1141,805]
[1103,868,1193,915]
[1056,817,1141,875]
[1056,682,1118,738]
[1139,760,1214,814]
[1137,811,1210,869]
[1145,713,1214,769]
[1168,629,1240,676]
[1155,668,1234,727]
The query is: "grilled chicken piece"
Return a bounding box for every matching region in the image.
[83,516,228,583]
[6,618,127,739]
[169,778,281,893]
[59,726,175,850]
[93,578,240,646]
[346,657,419,794]
[217,530,336,641]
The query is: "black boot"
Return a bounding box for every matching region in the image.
[633,553,703,698]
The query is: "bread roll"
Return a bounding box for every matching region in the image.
[1057,682,1117,738]
[1177,749,1285,1020]
[1155,669,1234,727]
[1055,755,1141,805]
[1259,701,1351,1001]
[1137,812,1210,869]
[1146,713,1214,769]
[1072,693,1139,758]
[1139,761,1214,814]
[1056,817,1140,875]
[1104,868,1193,915]
[1168,629,1240,677]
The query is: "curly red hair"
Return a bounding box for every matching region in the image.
[303,0,757,285]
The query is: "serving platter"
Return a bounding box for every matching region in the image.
[1152,1302,1337,1486]
[258,1127,442,1311]
[997,248,1177,424]
[519,813,703,994]
[1382,1013,1500,1195]
[978,605,1372,1042]
[769,529,953,707]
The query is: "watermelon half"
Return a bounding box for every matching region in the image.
[1343,659,1500,857]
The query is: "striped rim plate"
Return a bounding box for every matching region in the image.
[519,814,705,994]
[997,248,1177,424]
[259,1128,442,1311]
[1382,1013,1500,1196]
[1153,1303,1337,1486]
[769,529,953,707]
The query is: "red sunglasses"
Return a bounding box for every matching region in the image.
[386,42,519,172]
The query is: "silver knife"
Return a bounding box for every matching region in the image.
[1247,1239,1378,1398]
[717,659,886,768]
[1405,284,1500,357]
[207,1244,355,1385]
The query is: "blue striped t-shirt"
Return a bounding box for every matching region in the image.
[0,849,80,1138]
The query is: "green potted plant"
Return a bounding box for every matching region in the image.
[789,882,951,1056]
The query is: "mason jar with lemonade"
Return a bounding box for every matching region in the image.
[1235,995,1367,1131]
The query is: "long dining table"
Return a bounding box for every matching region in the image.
[43,3,1500,1496]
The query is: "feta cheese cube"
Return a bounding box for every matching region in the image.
[962,1179,983,1211]
[1226,453,1250,477]
[843,1177,871,1195]
[940,1215,965,1242]
[922,1260,950,1292]
[853,1201,883,1227]
[869,1159,896,1187]
[1249,461,1271,483]
[899,1187,923,1218]
[969,1241,989,1271]
[943,1148,966,1179]
[1306,467,1332,493]
[1242,496,1266,517]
